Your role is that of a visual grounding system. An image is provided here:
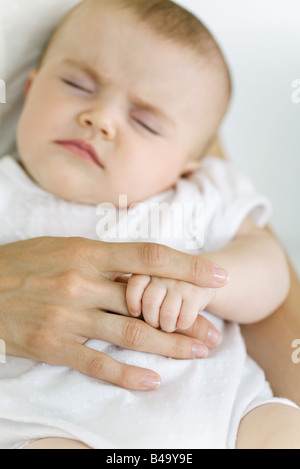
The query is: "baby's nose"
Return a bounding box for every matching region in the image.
[78,108,117,140]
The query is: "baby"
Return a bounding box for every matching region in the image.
[16,0,286,333]
[1,0,299,450]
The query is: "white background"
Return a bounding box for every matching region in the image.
[177,0,300,276]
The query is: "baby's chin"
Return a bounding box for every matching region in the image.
[18,150,173,207]
[22,156,102,204]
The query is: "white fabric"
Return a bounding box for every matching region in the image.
[0,155,297,450]
[0,155,271,250]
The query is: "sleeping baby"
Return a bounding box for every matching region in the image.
[0,0,299,450]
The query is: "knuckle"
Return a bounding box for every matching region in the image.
[56,270,85,299]
[86,356,104,378]
[43,305,70,328]
[160,306,176,321]
[116,366,133,390]
[123,320,146,348]
[142,294,160,310]
[128,274,151,288]
[25,326,44,351]
[172,336,187,358]
[139,243,169,268]
[189,256,208,281]
[28,324,60,355]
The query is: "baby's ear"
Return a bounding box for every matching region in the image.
[181,158,201,177]
[24,70,38,97]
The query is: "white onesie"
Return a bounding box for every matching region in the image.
[0,155,296,449]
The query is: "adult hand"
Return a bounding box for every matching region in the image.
[0,237,226,391]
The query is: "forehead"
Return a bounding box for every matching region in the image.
[49,3,209,106]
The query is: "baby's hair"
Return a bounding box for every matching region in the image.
[38,0,231,95]
[112,0,231,90]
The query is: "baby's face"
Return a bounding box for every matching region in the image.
[17,2,224,206]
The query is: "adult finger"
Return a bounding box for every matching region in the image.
[90,278,131,317]
[84,281,222,348]
[82,310,208,360]
[96,242,229,288]
[176,314,222,349]
[63,343,161,391]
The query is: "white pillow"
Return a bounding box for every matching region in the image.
[0,0,81,158]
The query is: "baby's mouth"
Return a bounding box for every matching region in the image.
[55,140,104,168]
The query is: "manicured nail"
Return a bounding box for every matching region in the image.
[213,266,230,284]
[142,374,161,390]
[192,343,208,358]
[207,328,222,347]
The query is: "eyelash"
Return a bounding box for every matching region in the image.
[62,79,92,94]
[62,79,159,135]
[135,120,158,135]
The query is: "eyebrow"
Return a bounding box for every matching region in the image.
[61,58,175,128]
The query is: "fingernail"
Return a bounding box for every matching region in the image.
[207,328,222,347]
[131,311,141,317]
[142,374,161,390]
[213,266,230,284]
[192,343,208,358]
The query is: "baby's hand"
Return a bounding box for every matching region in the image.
[126,275,216,333]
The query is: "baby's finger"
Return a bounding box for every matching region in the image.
[142,278,168,329]
[160,290,183,333]
[126,275,151,317]
[176,299,200,331]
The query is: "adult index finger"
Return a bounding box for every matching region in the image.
[96,242,229,288]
